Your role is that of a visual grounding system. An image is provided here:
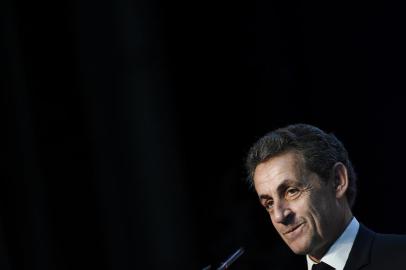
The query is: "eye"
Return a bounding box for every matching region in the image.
[285,187,301,200]
[264,200,274,210]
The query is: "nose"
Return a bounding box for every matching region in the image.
[271,200,293,225]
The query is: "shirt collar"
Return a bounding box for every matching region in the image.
[306,217,359,270]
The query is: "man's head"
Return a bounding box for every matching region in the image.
[246,124,356,258]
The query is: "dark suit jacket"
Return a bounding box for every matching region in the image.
[343,224,406,270]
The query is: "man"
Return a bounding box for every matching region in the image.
[245,124,406,270]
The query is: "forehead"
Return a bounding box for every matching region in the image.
[253,151,304,194]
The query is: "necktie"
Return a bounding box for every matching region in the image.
[311,262,335,270]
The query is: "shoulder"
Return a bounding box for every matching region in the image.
[356,224,406,254]
[345,224,406,269]
[372,232,406,254]
[365,226,406,268]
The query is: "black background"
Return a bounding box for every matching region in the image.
[2,0,406,269]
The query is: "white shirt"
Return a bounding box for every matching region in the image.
[306,217,360,270]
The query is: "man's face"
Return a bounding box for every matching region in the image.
[253,151,341,257]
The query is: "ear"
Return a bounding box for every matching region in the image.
[332,162,349,199]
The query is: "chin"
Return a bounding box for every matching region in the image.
[282,223,313,255]
[288,244,309,255]
[285,239,312,255]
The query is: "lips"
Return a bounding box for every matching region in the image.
[283,223,304,235]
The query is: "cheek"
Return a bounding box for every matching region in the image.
[269,217,285,233]
[306,195,334,232]
[291,196,321,229]
[291,196,313,217]
[269,215,277,227]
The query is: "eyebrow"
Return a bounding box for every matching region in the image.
[258,179,299,201]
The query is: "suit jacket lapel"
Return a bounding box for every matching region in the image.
[343,224,376,270]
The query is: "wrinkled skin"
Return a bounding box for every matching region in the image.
[253,151,352,259]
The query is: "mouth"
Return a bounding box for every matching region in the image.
[283,223,304,236]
